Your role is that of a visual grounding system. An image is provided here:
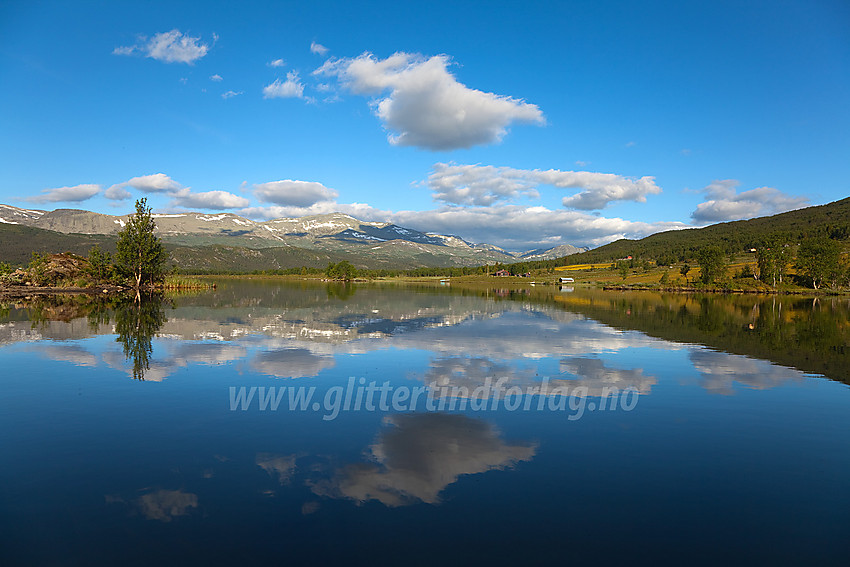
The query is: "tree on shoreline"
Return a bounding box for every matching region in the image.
[755,236,792,287]
[326,260,357,281]
[116,198,167,289]
[697,246,726,285]
[796,236,842,290]
[86,245,115,283]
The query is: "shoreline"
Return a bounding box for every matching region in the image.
[3,275,846,299]
[0,284,132,300]
[601,285,848,296]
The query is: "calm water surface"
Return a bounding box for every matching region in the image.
[1,280,849,565]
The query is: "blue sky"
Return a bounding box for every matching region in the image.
[1,0,848,250]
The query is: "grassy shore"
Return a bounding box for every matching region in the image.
[196,258,848,295]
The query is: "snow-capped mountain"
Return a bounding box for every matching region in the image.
[0,205,584,266]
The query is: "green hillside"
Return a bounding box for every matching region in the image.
[560,197,850,265]
[0,224,117,265]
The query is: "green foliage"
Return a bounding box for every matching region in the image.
[325,260,358,280]
[659,272,669,285]
[86,245,115,283]
[754,234,792,287]
[679,264,690,281]
[796,236,843,289]
[115,199,167,289]
[0,261,14,285]
[737,264,754,279]
[28,252,52,286]
[616,261,630,281]
[697,246,726,285]
[655,254,676,267]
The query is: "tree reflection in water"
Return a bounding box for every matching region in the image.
[114,294,167,380]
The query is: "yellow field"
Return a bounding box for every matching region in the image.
[554,263,615,271]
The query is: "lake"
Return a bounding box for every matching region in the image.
[1,280,849,565]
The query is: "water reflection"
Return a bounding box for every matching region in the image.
[256,453,298,484]
[136,489,199,522]
[2,282,849,564]
[1,282,845,391]
[555,357,657,395]
[252,347,336,379]
[689,350,806,395]
[114,297,167,380]
[422,354,656,398]
[38,344,99,367]
[309,413,536,507]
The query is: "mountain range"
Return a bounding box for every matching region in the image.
[0,204,585,270]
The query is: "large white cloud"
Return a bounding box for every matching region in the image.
[106,173,249,211]
[28,183,101,203]
[108,173,184,196]
[104,185,132,200]
[314,52,544,150]
[171,190,250,210]
[391,205,688,249]
[263,71,305,99]
[426,163,662,208]
[690,180,809,224]
[253,180,339,207]
[113,29,211,64]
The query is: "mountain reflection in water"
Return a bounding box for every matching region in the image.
[1,282,846,388]
[1,281,849,565]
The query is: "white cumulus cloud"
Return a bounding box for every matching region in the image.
[690,180,809,224]
[113,29,211,64]
[252,179,339,207]
[221,90,243,99]
[390,205,687,250]
[239,200,386,222]
[171,190,250,210]
[426,163,661,209]
[104,185,132,201]
[263,71,305,99]
[108,173,184,196]
[314,52,544,150]
[210,74,223,82]
[267,58,286,68]
[28,183,101,203]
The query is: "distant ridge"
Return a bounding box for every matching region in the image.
[0,205,584,269]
